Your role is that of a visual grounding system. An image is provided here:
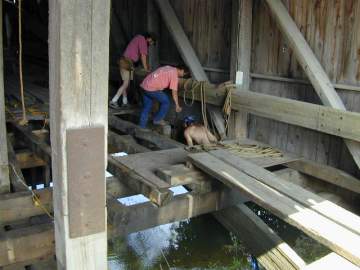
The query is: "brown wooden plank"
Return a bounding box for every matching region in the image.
[286,159,360,194]
[188,152,360,265]
[210,149,360,235]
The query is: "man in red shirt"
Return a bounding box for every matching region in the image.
[110,33,156,109]
[139,65,188,128]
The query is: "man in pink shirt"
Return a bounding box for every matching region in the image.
[139,65,188,128]
[110,33,156,109]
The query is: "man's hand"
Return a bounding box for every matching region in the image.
[176,105,182,113]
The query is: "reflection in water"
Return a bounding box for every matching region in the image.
[108,202,332,269]
[109,215,256,270]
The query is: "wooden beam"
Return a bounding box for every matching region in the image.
[286,159,360,195]
[156,164,212,194]
[0,223,55,267]
[230,0,252,139]
[0,177,134,226]
[108,130,150,154]
[175,80,360,143]
[302,253,360,270]
[7,139,28,192]
[210,150,360,235]
[0,189,52,226]
[109,115,183,149]
[188,152,360,265]
[215,204,306,270]
[264,0,360,168]
[11,122,51,160]
[16,152,46,169]
[49,0,110,269]
[0,187,244,266]
[0,0,10,194]
[153,0,226,138]
[108,188,246,237]
[107,156,173,206]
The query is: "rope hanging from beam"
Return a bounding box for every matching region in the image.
[18,0,28,126]
[183,79,235,136]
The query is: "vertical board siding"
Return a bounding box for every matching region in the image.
[110,0,359,175]
[250,0,360,176]
[160,0,232,82]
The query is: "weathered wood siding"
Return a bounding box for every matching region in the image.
[159,0,232,82]
[249,0,360,176]
[110,0,359,176]
[109,0,147,64]
[110,0,232,82]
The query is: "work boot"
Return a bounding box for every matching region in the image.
[109,101,120,109]
[153,120,169,126]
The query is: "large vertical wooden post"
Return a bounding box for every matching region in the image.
[0,0,10,194]
[49,1,110,269]
[230,0,253,139]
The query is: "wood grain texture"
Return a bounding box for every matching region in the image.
[0,0,10,194]
[189,152,360,266]
[250,0,360,176]
[49,0,110,268]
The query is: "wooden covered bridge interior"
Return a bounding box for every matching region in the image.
[0,0,360,269]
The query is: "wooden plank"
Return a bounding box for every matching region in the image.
[286,159,360,194]
[107,157,173,206]
[11,122,51,161]
[108,188,246,237]
[0,223,54,267]
[302,253,360,270]
[0,177,134,226]
[16,152,46,169]
[188,152,360,265]
[230,0,252,139]
[109,115,183,149]
[113,148,188,189]
[229,91,360,142]
[0,187,245,266]
[264,0,360,169]
[48,0,110,268]
[0,0,10,194]
[153,0,226,138]
[7,139,28,192]
[0,189,52,226]
[108,131,150,154]
[210,149,360,235]
[156,164,212,193]
[156,164,207,186]
[215,204,306,270]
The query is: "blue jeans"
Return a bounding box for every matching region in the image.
[139,90,170,128]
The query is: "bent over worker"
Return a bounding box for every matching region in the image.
[139,65,188,128]
[110,33,156,109]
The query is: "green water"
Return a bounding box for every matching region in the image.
[108,202,331,270]
[108,215,256,270]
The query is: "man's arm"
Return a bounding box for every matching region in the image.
[141,54,149,72]
[171,90,182,112]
